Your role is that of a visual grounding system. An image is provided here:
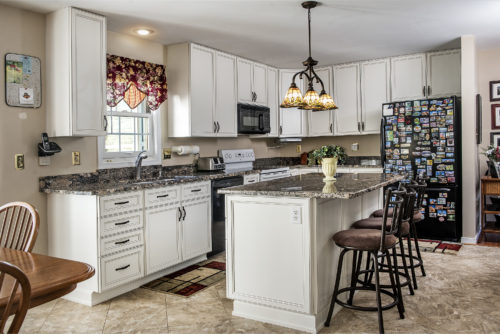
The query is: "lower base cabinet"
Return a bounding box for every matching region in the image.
[182,199,211,260]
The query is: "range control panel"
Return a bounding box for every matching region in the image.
[219,149,255,163]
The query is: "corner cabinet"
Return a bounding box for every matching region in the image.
[167,43,237,137]
[46,7,106,137]
[426,49,461,98]
[279,69,307,137]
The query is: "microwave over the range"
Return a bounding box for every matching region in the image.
[237,103,271,134]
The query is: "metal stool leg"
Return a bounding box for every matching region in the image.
[371,251,385,334]
[399,236,414,295]
[348,250,358,305]
[389,247,405,318]
[325,248,348,327]
[411,222,426,277]
[406,236,418,289]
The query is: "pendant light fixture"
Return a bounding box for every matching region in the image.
[280,1,337,111]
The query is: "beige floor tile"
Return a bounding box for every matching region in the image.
[39,309,108,333]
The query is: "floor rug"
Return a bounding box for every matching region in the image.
[404,238,462,255]
[141,260,226,297]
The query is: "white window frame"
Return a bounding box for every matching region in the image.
[98,101,162,169]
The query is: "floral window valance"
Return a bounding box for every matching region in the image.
[106,54,167,111]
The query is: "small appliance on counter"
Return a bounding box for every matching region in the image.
[219,149,255,173]
[237,103,271,134]
[197,157,225,171]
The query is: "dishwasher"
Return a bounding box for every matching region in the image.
[209,176,244,257]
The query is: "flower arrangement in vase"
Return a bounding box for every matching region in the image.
[309,145,347,181]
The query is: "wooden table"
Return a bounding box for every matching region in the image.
[481,176,500,241]
[0,247,94,312]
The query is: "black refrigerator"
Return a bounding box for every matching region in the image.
[381,96,461,242]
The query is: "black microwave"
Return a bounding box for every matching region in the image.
[237,103,271,134]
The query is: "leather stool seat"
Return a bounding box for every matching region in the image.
[333,229,398,251]
[370,208,423,222]
[352,218,410,236]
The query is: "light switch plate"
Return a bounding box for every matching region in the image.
[351,143,359,151]
[163,148,171,159]
[296,144,302,153]
[72,152,81,165]
[15,154,24,170]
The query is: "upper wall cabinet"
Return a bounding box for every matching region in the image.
[279,70,307,137]
[360,58,391,134]
[333,63,361,136]
[46,7,107,137]
[426,50,461,98]
[167,43,237,137]
[250,67,280,138]
[308,67,334,137]
[390,53,426,101]
[237,58,267,106]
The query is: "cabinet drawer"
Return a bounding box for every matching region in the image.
[145,186,180,207]
[244,174,260,185]
[100,230,144,256]
[100,212,143,237]
[99,191,143,216]
[181,181,210,201]
[100,247,144,291]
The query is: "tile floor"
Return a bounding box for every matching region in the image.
[15,245,500,333]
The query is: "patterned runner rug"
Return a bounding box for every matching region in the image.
[141,260,226,297]
[405,238,462,255]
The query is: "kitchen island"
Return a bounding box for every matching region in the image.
[220,172,403,334]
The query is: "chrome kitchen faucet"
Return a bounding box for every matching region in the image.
[135,151,148,180]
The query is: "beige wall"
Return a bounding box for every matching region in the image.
[478,47,500,173]
[0,5,380,255]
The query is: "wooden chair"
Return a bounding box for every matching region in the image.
[0,202,40,252]
[0,261,31,334]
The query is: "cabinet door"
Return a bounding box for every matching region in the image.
[145,206,181,274]
[71,9,106,136]
[181,199,211,260]
[308,67,334,136]
[253,63,268,105]
[215,52,237,137]
[267,67,279,137]
[237,58,253,104]
[333,63,361,135]
[390,54,426,101]
[361,59,390,134]
[191,44,215,136]
[427,50,461,98]
[279,70,306,137]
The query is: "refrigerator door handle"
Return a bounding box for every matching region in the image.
[380,118,385,165]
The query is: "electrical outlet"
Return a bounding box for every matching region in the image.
[72,152,81,165]
[296,144,302,153]
[15,154,24,170]
[351,143,359,151]
[163,148,172,159]
[39,156,50,166]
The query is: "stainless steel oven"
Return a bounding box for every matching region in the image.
[237,103,271,134]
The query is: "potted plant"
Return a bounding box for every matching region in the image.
[483,145,500,178]
[309,145,347,181]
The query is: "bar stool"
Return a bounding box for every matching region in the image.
[325,188,406,334]
[351,187,417,296]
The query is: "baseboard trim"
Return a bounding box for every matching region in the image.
[461,231,480,244]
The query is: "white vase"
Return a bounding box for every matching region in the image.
[321,157,338,181]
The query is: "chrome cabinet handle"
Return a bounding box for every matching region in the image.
[104,115,108,131]
[423,86,426,96]
[361,122,365,131]
[357,122,361,132]
[114,201,129,205]
[115,239,130,245]
[279,125,283,135]
[191,189,202,193]
[330,123,333,133]
[115,264,130,271]
[428,85,431,96]
[156,194,169,198]
[178,207,182,221]
[217,121,220,133]
[213,122,217,133]
[182,206,187,221]
[114,220,130,226]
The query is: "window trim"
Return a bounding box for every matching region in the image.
[98,104,162,169]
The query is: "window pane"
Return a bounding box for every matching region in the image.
[136,118,150,134]
[105,135,120,152]
[112,116,120,134]
[136,134,149,152]
[121,135,135,152]
[106,116,112,133]
[120,117,135,134]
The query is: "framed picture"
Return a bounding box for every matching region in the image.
[476,94,482,144]
[490,80,500,101]
[492,104,500,129]
[491,132,500,147]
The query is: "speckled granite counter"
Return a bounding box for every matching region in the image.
[219,172,402,199]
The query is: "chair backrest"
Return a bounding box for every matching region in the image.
[380,188,406,251]
[0,202,40,252]
[0,261,31,334]
[408,179,427,213]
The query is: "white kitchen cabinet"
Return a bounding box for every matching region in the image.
[46,7,106,137]
[167,43,236,137]
[426,49,461,98]
[145,205,182,275]
[237,58,267,105]
[308,67,334,136]
[244,174,260,185]
[390,53,426,101]
[360,59,391,134]
[333,63,361,135]
[250,67,279,138]
[181,199,211,260]
[279,70,307,137]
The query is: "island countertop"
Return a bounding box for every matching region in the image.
[219,172,404,199]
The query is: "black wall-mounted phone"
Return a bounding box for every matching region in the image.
[38,133,62,156]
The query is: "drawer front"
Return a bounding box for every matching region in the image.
[99,191,143,216]
[244,174,260,185]
[145,186,180,207]
[100,212,143,237]
[100,230,144,256]
[100,247,144,291]
[181,181,210,201]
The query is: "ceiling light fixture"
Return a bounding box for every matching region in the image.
[280,1,337,111]
[135,28,154,36]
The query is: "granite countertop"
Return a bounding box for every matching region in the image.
[292,164,382,169]
[219,173,403,199]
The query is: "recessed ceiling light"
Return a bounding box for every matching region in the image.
[135,28,154,36]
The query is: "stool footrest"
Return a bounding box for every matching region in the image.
[335,286,399,312]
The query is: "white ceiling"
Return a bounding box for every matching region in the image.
[2,0,500,67]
